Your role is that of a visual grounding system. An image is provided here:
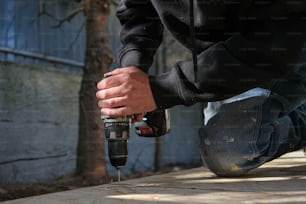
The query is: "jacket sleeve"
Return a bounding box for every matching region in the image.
[150,13,306,109]
[116,0,163,73]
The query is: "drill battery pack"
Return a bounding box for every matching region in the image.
[135,109,170,137]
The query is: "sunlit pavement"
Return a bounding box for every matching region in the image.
[3,150,306,204]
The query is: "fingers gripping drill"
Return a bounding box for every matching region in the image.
[101,110,170,181]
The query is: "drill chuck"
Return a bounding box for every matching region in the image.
[102,109,170,174]
[102,116,131,169]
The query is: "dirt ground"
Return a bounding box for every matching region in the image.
[0,174,85,202]
[0,171,157,202]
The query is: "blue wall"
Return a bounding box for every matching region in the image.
[0,0,86,70]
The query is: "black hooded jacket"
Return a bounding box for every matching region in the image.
[116,0,306,109]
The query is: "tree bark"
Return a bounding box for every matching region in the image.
[77,0,113,184]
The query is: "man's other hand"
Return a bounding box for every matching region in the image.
[96,66,157,118]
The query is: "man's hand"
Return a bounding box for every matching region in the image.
[96,66,157,118]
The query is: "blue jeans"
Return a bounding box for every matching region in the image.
[199,64,306,177]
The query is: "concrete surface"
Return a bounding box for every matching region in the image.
[4,150,306,204]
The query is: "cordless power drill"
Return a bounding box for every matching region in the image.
[102,109,170,181]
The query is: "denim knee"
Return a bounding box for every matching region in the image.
[199,127,250,177]
[199,88,275,177]
[199,87,305,177]
[199,109,268,177]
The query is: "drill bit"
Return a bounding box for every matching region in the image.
[117,168,121,182]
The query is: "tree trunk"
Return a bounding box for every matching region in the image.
[77,0,113,184]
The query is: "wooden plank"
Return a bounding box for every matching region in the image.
[3,151,306,204]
